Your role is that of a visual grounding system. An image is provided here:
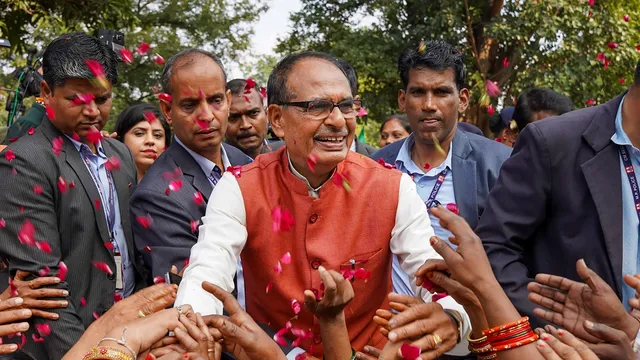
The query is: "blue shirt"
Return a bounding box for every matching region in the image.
[391,134,456,296]
[610,96,640,311]
[174,137,231,184]
[65,136,134,297]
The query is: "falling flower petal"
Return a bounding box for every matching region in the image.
[57,177,67,194]
[4,149,16,162]
[136,214,153,229]
[243,95,250,103]
[18,219,36,246]
[357,107,368,117]
[280,252,292,264]
[92,261,113,275]
[0,218,4,228]
[273,328,288,346]
[400,343,421,360]
[143,111,157,124]
[585,98,596,106]
[417,40,426,54]
[72,93,96,106]
[260,87,267,99]
[87,128,103,145]
[169,180,183,192]
[162,167,183,180]
[120,49,133,64]
[603,58,611,69]
[274,261,283,275]
[272,206,295,232]
[35,323,51,337]
[158,93,172,103]
[190,220,199,233]
[331,171,351,192]
[227,165,242,178]
[33,185,43,195]
[607,42,619,49]
[45,105,56,120]
[152,54,165,65]
[72,132,80,141]
[114,293,123,302]
[432,293,449,302]
[69,181,76,189]
[27,127,35,135]
[295,353,307,360]
[195,119,209,130]
[502,57,509,67]
[51,137,64,156]
[136,41,151,55]
[93,312,100,320]
[38,266,50,277]
[86,59,105,77]
[446,203,460,215]
[95,198,101,210]
[424,163,431,171]
[153,276,166,284]
[32,333,44,342]
[244,78,256,93]
[290,299,301,314]
[354,268,372,282]
[58,261,68,281]
[624,15,630,22]
[104,242,115,250]
[266,282,272,293]
[487,104,495,116]
[486,80,501,97]
[377,158,396,169]
[105,157,120,171]
[80,297,87,307]
[307,153,318,173]
[193,191,204,206]
[36,241,52,254]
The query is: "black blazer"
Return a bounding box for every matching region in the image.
[131,140,252,281]
[0,118,142,359]
[371,129,511,229]
[476,93,626,328]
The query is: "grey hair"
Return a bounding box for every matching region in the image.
[161,49,227,94]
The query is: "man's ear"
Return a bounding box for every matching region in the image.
[159,95,173,126]
[40,80,52,103]
[458,88,470,113]
[268,104,285,139]
[398,89,406,112]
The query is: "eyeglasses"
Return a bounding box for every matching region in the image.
[276,99,362,119]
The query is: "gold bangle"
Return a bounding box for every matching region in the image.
[467,332,488,344]
[82,346,134,360]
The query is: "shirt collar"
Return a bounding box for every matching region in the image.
[174,136,231,177]
[396,133,453,176]
[286,151,334,196]
[64,134,106,158]
[611,96,631,147]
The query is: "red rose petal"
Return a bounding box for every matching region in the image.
[169,180,183,192]
[190,220,199,233]
[585,98,596,106]
[272,206,295,232]
[0,218,4,228]
[46,105,56,120]
[502,57,509,67]
[114,293,123,302]
[377,158,396,169]
[158,93,172,103]
[136,214,153,229]
[162,167,183,180]
[596,52,605,62]
[152,54,165,65]
[27,127,35,135]
[144,246,152,252]
[446,203,459,215]
[35,323,51,337]
[120,48,133,64]
[421,278,435,291]
[243,95,250,102]
[85,59,105,77]
[72,93,96,106]
[4,149,16,162]
[58,261,68,281]
[607,42,619,49]
[136,41,151,55]
[274,261,283,275]
[153,276,166,284]
[18,219,36,246]
[95,198,101,210]
[266,282,273,293]
[306,153,318,173]
[91,261,113,275]
[33,185,43,195]
[36,241,52,254]
[104,242,115,250]
[619,78,626,85]
[144,111,157,124]
[93,312,100,320]
[80,297,87,307]
[487,104,495,116]
[400,343,421,360]
[244,78,256,93]
[38,266,50,277]
[69,181,76,189]
[226,165,242,178]
[57,177,67,194]
[32,333,44,342]
[295,354,307,360]
[52,137,64,156]
[87,127,103,145]
[105,157,120,171]
[193,191,204,206]
[486,80,501,97]
[259,87,267,99]
[432,292,449,302]
[72,132,81,141]
[280,252,292,265]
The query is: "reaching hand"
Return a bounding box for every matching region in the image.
[146,312,218,360]
[355,345,382,360]
[623,274,640,311]
[201,281,287,360]
[415,259,481,310]
[303,266,354,320]
[373,293,424,337]
[100,130,118,139]
[3,270,68,320]
[527,259,639,343]
[535,321,634,360]
[0,297,33,354]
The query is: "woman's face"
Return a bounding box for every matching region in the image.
[123,120,166,174]
[379,118,411,148]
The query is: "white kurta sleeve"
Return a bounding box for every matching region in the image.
[390,173,471,355]
[175,173,248,315]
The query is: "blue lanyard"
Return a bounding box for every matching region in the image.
[81,150,116,237]
[619,146,640,221]
[425,168,449,209]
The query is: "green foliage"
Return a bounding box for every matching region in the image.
[277,0,640,141]
[239,54,278,87]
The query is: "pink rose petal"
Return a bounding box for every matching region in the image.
[400,343,421,360]
[280,252,292,265]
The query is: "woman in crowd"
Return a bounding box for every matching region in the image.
[379,114,411,148]
[115,102,172,182]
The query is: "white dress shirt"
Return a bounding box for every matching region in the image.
[176,163,471,355]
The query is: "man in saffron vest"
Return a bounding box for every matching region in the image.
[175,52,471,358]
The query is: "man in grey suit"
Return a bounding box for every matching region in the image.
[131,50,252,282]
[371,41,511,301]
[0,32,144,359]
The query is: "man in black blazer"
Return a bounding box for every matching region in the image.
[131,49,252,281]
[0,32,144,359]
[371,40,511,300]
[477,61,640,334]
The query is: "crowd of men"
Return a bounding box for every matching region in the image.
[0,30,638,360]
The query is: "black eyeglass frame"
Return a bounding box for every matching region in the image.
[274,99,363,118]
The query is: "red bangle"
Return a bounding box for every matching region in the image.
[483,317,530,336]
[491,330,535,348]
[492,333,539,352]
[489,328,532,343]
[487,323,530,340]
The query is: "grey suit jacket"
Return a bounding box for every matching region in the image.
[371,129,511,229]
[477,93,627,328]
[354,139,377,156]
[131,140,252,282]
[0,118,141,359]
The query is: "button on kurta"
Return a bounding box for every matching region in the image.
[309,213,318,223]
[313,335,322,344]
[311,259,321,269]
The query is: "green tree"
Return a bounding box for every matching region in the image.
[277,0,640,139]
[240,54,278,86]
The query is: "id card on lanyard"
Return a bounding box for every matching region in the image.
[425,168,450,209]
[619,146,640,221]
[81,152,124,291]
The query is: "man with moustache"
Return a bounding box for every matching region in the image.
[176,51,472,358]
[225,78,283,159]
[131,49,252,281]
[0,32,144,359]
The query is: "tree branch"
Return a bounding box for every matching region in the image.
[463,0,484,77]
